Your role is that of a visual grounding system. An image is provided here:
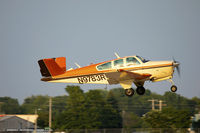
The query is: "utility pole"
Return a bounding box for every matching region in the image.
[49,97,52,133]
[34,109,37,133]
[34,109,40,133]
[148,99,158,110]
[156,100,167,111]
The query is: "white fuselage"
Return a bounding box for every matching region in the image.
[131,61,174,82]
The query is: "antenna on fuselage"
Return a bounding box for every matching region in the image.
[114,52,120,58]
[75,62,81,68]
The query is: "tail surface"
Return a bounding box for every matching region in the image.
[38,57,66,77]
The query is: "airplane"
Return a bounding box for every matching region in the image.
[38,54,180,96]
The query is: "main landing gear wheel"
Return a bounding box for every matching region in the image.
[125,88,134,96]
[170,85,177,92]
[136,86,146,95]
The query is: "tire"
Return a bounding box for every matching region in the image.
[171,85,177,92]
[125,88,134,96]
[136,86,145,95]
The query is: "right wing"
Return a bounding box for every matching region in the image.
[105,69,151,89]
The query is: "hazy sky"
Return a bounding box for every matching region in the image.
[0,0,200,103]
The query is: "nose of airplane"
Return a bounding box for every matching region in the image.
[172,58,180,77]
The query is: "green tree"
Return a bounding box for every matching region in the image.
[21,95,49,128]
[52,95,68,130]
[58,85,86,129]
[52,95,68,113]
[144,107,191,129]
[0,97,21,114]
[106,90,122,128]
[21,95,49,114]
[193,119,200,132]
[55,85,122,130]
[37,111,49,128]
[107,90,120,111]
[192,97,200,113]
[85,90,122,128]
[192,97,200,105]
[123,111,144,128]
[164,91,197,115]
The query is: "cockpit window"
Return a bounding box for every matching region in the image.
[114,59,124,67]
[136,55,149,63]
[126,57,140,66]
[97,62,111,70]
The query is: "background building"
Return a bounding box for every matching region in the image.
[0,115,38,132]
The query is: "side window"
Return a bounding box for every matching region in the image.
[126,57,140,66]
[97,62,111,70]
[114,59,124,67]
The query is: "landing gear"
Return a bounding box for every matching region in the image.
[169,79,178,92]
[136,86,146,95]
[171,85,177,92]
[125,88,134,96]
[125,86,146,96]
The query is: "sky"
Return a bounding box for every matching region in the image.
[0,0,200,104]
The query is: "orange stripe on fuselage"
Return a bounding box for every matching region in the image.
[53,63,104,79]
[53,59,117,79]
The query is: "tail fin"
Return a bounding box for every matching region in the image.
[38,57,66,77]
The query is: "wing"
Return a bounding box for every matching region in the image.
[105,69,151,89]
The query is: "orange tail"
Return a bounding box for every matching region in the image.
[38,57,66,77]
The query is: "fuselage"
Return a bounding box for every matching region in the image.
[42,55,174,84]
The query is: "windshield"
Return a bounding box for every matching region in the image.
[136,55,150,63]
[126,57,140,66]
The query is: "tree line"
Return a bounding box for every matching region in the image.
[0,85,200,131]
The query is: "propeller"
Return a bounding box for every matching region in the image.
[172,57,180,77]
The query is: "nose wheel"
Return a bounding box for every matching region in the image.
[169,79,178,92]
[171,85,177,92]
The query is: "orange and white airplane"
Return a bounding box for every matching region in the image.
[38,54,180,96]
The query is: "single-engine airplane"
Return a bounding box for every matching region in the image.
[38,54,180,96]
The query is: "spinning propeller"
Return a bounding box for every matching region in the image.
[172,57,180,77]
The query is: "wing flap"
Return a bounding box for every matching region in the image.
[105,69,151,84]
[118,69,151,80]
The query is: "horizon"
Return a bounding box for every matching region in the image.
[1,86,198,105]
